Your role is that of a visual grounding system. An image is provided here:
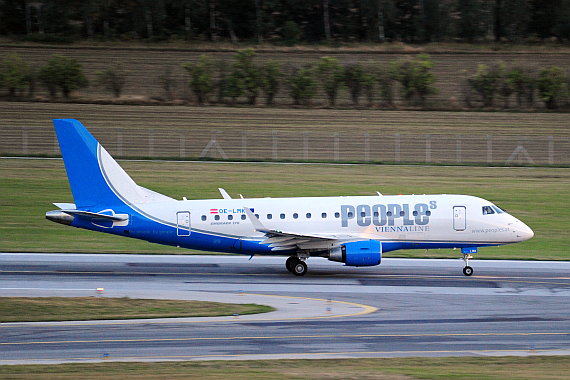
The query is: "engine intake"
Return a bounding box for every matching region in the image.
[329,240,382,267]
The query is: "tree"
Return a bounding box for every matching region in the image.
[232,48,260,105]
[96,64,127,98]
[316,57,344,107]
[288,67,317,105]
[537,66,569,109]
[457,0,485,41]
[362,71,376,107]
[377,67,393,107]
[39,55,88,98]
[182,55,214,104]
[344,64,366,105]
[469,63,502,107]
[0,54,29,96]
[260,60,282,105]
[413,54,438,106]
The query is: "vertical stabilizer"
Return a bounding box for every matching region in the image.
[54,119,147,209]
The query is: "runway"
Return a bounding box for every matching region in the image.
[1,253,569,364]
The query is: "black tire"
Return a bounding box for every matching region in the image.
[292,260,308,276]
[285,256,296,272]
[463,266,474,276]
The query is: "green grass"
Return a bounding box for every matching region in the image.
[0,297,273,323]
[1,357,569,379]
[0,158,568,260]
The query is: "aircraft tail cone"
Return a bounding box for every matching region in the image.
[46,210,74,226]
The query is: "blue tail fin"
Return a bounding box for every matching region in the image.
[54,119,141,209]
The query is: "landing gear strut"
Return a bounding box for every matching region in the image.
[462,253,473,276]
[286,256,308,276]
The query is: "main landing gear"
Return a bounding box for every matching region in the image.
[462,253,474,276]
[286,256,308,276]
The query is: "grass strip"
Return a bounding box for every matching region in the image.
[1,159,568,260]
[1,357,569,379]
[0,297,273,323]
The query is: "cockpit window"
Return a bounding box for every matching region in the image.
[492,205,505,214]
[482,206,495,215]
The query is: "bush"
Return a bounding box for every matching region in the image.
[507,66,536,108]
[182,55,214,104]
[390,54,438,106]
[39,55,88,98]
[468,63,502,108]
[0,53,29,96]
[261,60,282,105]
[316,57,344,107]
[232,48,260,105]
[344,64,366,105]
[225,71,244,103]
[96,64,127,98]
[537,66,569,109]
[377,68,393,106]
[362,71,376,107]
[288,67,316,105]
[216,60,228,103]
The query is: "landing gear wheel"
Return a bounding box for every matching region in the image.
[292,260,308,276]
[463,266,474,276]
[285,256,296,273]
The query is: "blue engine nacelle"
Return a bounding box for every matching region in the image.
[328,240,382,267]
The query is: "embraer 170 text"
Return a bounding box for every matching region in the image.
[46,119,534,276]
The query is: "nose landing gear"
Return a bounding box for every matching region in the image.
[462,253,473,276]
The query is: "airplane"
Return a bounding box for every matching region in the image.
[46,119,534,277]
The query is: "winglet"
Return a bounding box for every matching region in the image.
[243,206,268,233]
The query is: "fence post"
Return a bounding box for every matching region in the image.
[242,131,247,159]
[487,135,492,165]
[456,134,462,164]
[148,128,154,157]
[180,132,185,158]
[548,136,554,165]
[395,133,400,163]
[22,126,28,156]
[425,134,431,163]
[364,133,370,162]
[334,132,339,161]
[303,131,308,161]
[272,130,278,160]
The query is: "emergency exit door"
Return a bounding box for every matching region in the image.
[177,211,191,236]
[453,206,466,231]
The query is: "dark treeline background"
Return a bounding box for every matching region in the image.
[1,0,569,44]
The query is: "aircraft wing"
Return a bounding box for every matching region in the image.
[243,206,352,251]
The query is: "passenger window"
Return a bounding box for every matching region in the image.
[215,215,220,221]
[306,213,312,219]
[201,215,206,221]
[348,212,354,218]
[228,215,233,221]
[413,211,418,216]
[360,212,366,217]
[255,214,259,219]
[335,212,340,218]
[322,213,327,218]
[482,206,495,215]
[241,214,246,220]
[267,214,272,220]
[387,211,392,216]
[373,211,379,217]
[400,211,405,216]
[426,211,431,216]
[293,213,299,219]
[280,213,285,219]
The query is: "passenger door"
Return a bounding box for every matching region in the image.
[453,206,466,231]
[176,211,191,236]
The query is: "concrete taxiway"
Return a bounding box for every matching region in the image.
[1,253,569,364]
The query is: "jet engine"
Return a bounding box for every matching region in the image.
[328,240,382,267]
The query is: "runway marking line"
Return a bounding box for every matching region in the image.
[2,348,570,364]
[2,332,568,346]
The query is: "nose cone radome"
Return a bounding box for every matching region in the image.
[515,220,534,242]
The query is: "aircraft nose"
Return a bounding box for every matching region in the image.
[515,220,534,241]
